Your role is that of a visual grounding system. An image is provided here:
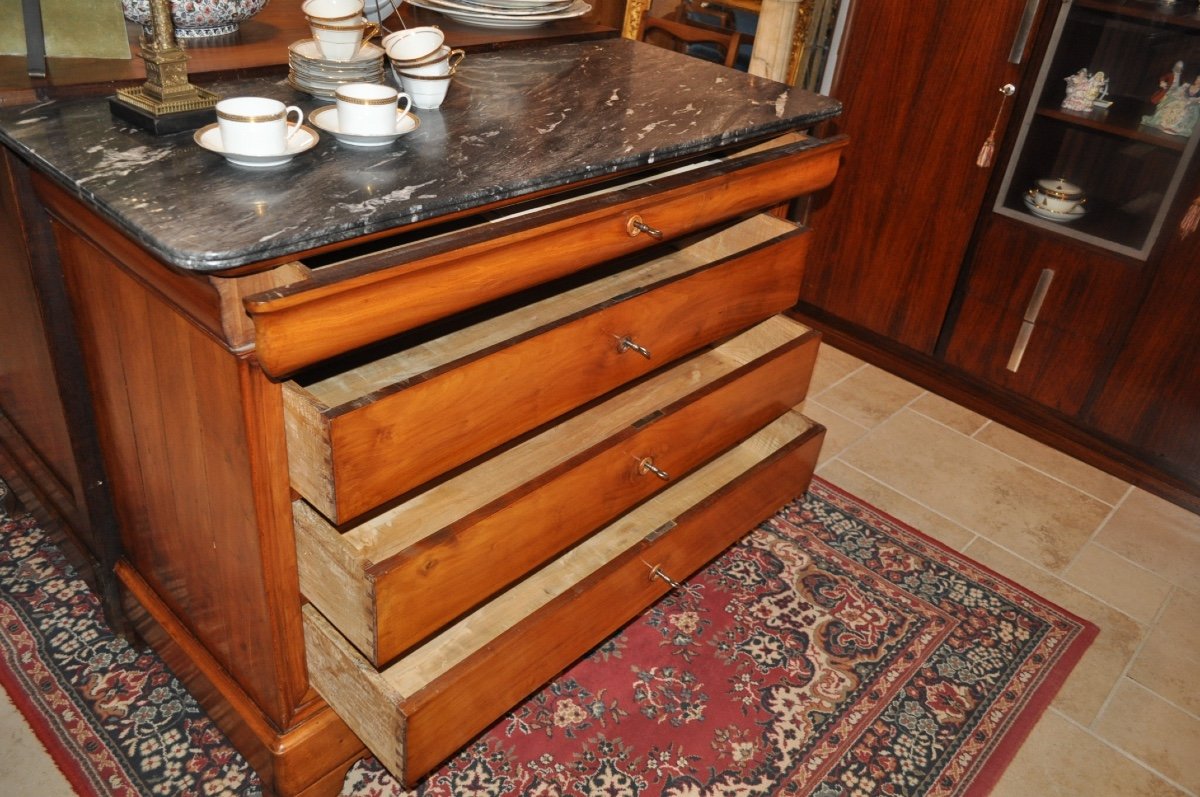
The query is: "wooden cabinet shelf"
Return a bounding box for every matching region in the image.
[1075,0,1200,30]
[994,0,1200,259]
[1035,105,1191,151]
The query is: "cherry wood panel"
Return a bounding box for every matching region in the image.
[801,0,1041,353]
[0,149,128,627]
[941,215,1144,415]
[0,153,85,532]
[50,218,313,729]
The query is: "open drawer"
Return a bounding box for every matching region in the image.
[302,407,825,787]
[295,314,820,666]
[284,214,810,523]
[244,136,846,377]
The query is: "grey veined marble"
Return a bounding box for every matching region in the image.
[0,38,841,272]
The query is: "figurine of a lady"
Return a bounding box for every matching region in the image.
[1142,74,1200,137]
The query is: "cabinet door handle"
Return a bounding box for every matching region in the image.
[1008,0,1042,64]
[1007,268,1055,372]
[626,214,664,240]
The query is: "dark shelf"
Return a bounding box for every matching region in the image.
[1036,104,1192,151]
[1075,0,1200,30]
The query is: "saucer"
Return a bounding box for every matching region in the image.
[194,123,320,167]
[309,105,421,147]
[1023,194,1085,223]
[289,38,385,66]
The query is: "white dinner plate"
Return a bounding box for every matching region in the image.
[405,0,589,26]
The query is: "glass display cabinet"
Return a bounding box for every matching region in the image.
[994,0,1200,260]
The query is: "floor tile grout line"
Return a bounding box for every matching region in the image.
[1109,583,1200,725]
[1049,706,1200,797]
[827,450,1160,641]
[824,458,981,548]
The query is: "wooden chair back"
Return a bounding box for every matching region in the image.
[637,15,744,69]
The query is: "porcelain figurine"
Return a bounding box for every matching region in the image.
[1062,68,1108,112]
[1142,72,1200,137]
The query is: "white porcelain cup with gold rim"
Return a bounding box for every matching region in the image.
[396,45,465,77]
[215,97,305,156]
[383,26,445,63]
[301,0,364,25]
[311,18,380,61]
[335,83,412,136]
[396,68,455,110]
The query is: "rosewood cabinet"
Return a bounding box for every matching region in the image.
[800,0,1200,511]
[800,0,1037,353]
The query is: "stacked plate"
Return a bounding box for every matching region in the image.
[288,39,388,99]
[404,0,591,29]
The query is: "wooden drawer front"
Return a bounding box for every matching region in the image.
[303,408,825,786]
[285,215,809,524]
[246,136,846,377]
[295,315,820,666]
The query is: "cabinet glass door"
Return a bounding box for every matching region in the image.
[993,0,1200,260]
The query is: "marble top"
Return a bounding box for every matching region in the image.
[0,38,840,272]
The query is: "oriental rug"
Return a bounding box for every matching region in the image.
[0,477,1096,797]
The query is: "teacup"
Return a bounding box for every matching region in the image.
[383,26,445,63]
[395,45,464,77]
[396,68,455,110]
[335,83,412,136]
[302,0,364,25]
[311,18,380,61]
[216,97,305,156]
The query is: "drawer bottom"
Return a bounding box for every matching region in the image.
[303,409,825,786]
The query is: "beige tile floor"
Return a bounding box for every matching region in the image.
[2,342,1198,795]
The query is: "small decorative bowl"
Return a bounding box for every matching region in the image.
[1030,177,1086,213]
[122,0,272,39]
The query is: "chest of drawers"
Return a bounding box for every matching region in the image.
[247,139,842,785]
[2,41,843,795]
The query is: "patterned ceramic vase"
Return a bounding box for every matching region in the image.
[122,0,272,39]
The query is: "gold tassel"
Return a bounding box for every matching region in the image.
[977,84,1014,169]
[976,134,996,168]
[1181,197,1200,238]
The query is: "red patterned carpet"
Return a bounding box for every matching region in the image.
[0,478,1095,796]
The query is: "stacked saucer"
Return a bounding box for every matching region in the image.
[288,39,387,99]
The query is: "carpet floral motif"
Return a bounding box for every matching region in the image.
[0,479,1094,797]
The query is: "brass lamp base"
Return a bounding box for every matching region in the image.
[110,0,221,135]
[109,89,219,135]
